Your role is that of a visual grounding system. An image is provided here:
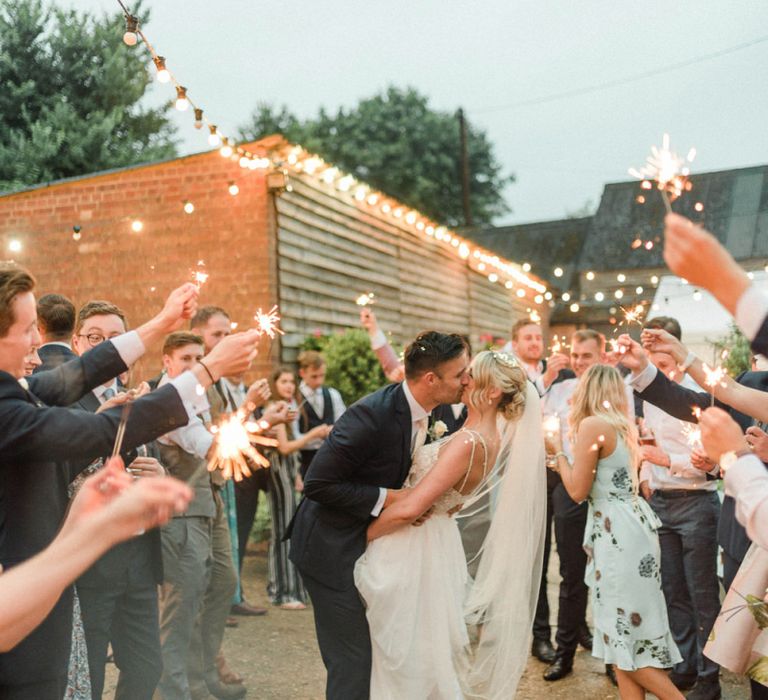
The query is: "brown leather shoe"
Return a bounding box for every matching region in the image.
[231,601,268,616]
[216,651,244,685]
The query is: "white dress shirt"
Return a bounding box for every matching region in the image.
[93,379,119,405]
[640,373,716,491]
[220,377,247,410]
[291,381,346,451]
[500,343,548,396]
[155,373,214,460]
[543,376,635,462]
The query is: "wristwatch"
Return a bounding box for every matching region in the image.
[719,448,753,472]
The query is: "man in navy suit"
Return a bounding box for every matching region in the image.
[0,262,261,700]
[289,331,470,700]
[35,293,76,372]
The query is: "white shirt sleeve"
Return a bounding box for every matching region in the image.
[110,330,145,368]
[168,370,211,422]
[628,363,658,392]
[725,453,768,551]
[330,388,346,421]
[735,284,768,342]
[371,487,387,517]
[369,329,387,351]
[157,414,214,460]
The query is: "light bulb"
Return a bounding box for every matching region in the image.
[153,56,170,83]
[220,144,233,158]
[595,292,604,302]
[614,289,624,299]
[131,220,143,233]
[586,271,595,281]
[570,303,580,312]
[193,108,203,129]
[8,239,22,253]
[522,263,531,272]
[228,182,239,196]
[534,294,544,304]
[183,201,194,214]
[562,292,571,302]
[175,86,189,112]
[617,273,626,283]
[122,15,139,46]
[516,289,526,298]
[488,273,498,283]
[208,125,220,147]
[554,267,563,278]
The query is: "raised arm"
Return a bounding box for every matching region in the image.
[361,308,404,381]
[642,328,768,424]
[366,433,479,541]
[547,416,606,503]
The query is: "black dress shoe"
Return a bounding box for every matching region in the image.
[578,626,593,651]
[531,638,556,663]
[543,656,573,681]
[686,678,722,700]
[605,664,617,687]
[668,671,697,691]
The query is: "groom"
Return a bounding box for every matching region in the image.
[289,331,470,699]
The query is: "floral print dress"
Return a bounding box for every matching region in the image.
[584,439,682,671]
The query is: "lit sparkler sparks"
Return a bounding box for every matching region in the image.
[207,410,278,481]
[254,305,284,339]
[543,415,560,438]
[192,260,209,289]
[629,133,696,214]
[702,363,727,406]
[355,292,375,307]
[619,304,646,328]
[681,423,702,449]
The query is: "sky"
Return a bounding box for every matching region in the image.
[68,0,768,225]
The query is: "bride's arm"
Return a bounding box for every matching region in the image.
[552,416,605,503]
[366,436,476,542]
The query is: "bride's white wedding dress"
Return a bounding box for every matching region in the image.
[354,430,486,700]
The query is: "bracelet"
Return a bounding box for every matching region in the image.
[678,351,696,372]
[197,359,216,384]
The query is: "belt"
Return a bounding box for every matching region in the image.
[655,488,713,499]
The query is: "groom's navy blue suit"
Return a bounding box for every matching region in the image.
[289,382,412,700]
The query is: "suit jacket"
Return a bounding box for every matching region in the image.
[634,368,768,562]
[34,343,77,373]
[289,382,412,590]
[0,341,189,686]
[752,316,768,357]
[70,390,163,588]
[431,403,467,436]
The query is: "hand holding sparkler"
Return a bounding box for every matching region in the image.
[136,283,199,349]
[244,378,271,411]
[192,330,261,390]
[359,307,378,335]
[541,353,569,389]
[746,426,768,462]
[640,328,688,365]
[663,213,751,315]
[698,407,749,464]
[356,292,375,307]
[543,415,562,456]
[615,334,649,374]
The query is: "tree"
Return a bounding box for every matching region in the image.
[711,323,751,377]
[239,87,513,227]
[0,0,177,192]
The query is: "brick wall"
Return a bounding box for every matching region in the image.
[0,151,274,380]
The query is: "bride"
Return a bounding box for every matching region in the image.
[354,350,547,699]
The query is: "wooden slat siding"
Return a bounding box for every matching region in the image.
[275,172,545,362]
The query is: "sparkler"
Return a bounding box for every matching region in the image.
[355,292,375,307]
[207,410,278,482]
[702,363,727,406]
[619,304,646,328]
[543,415,560,438]
[681,423,702,449]
[192,260,209,289]
[254,305,284,339]
[629,133,696,214]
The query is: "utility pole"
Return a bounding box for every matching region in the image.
[457,108,473,227]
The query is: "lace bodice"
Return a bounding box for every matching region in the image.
[404,429,488,514]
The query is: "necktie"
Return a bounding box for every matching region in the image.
[103,387,116,401]
[412,417,428,456]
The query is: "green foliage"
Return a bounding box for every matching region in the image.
[239,87,513,227]
[0,0,177,192]
[711,323,751,377]
[298,329,387,405]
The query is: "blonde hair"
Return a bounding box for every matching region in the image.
[468,351,528,421]
[568,364,640,493]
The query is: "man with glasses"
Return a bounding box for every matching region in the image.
[69,301,166,699]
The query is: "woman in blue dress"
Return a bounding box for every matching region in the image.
[546,364,683,700]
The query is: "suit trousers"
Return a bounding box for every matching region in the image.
[157,517,212,700]
[552,485,589,660]
[188,490,239,693]
[0,677,66,700]
[78,581,162,699]
[533,472,556,641]
[301,571,371,700]
[651,490,721,682]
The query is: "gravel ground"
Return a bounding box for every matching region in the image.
[106,540,751,699]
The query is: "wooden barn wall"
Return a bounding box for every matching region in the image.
[275,174,543,361]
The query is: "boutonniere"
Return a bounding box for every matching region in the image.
[429,420,448,440]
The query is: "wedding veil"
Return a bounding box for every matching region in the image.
[458,381,547,699]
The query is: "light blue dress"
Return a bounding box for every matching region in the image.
[584,439,682,671]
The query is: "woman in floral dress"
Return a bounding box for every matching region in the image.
[546,364,683,700]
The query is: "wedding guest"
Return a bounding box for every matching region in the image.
[266,367,329,608]
[0,265,260,700]
[546,364,683,700]
[293,350,346,480]
[35,293,76,371]
[637,318,721,698]
[68,301,166,700]
[0,461,192,653]
[540,329,623,680]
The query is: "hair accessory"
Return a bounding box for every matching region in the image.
[491,351,519,368]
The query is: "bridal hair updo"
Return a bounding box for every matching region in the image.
[468,350,528,420]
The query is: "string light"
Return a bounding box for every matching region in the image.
[183,201,195,214]
[554,267,563,277]
[193,108,203,129]
[562,292,571,302]
[228,182,239,196]
[8,239,22,253]
[595,291,604,301]
[153,55,170,83]
[174,86,189,111]
[586,271,595,281]
[208,125,220,147]
[130,219,143,232]
[122,14,138,45]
